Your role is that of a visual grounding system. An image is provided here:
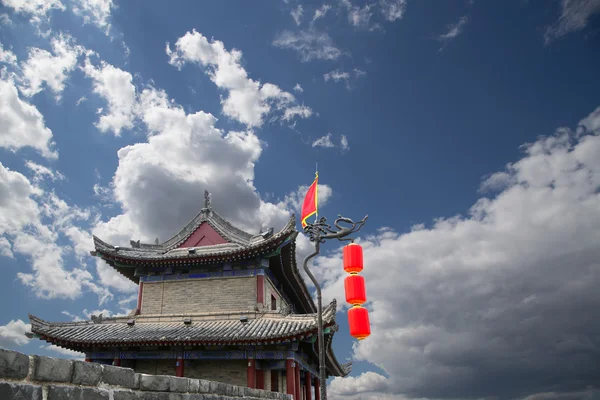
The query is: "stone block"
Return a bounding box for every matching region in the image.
[243,386,253,396]
[133,373,141,389]
[0,382,42,400]
[0,348,30,379]
[188,378,200,393]
[72,360,102,385]
[181,394,205,400]
[248,388,262,398]
[217,382,228,395]
[140,373,170,391]
[224,383,235,396]
[47,385,109,400]
[170,376,189,392]
[198,379,211,393]
[32,355,73,382]
[102,365,136,388]
[114,390,142,400]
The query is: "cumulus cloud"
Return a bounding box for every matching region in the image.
[293,83,303,93]
[0,0,65,36]
[25,160,65,183]
[82,57,137,135]
[322,106,600,399]
[19,33,85,99]
[341,134,349,151]
[0,162,111,303]
[0,41,17,65]
[71,0,115,35]
[545,0,600,43]
[273,30,345,62]
[41,344,84,359]
[0,76,58,159]
[166,30,311,127]
[0,319,30,347]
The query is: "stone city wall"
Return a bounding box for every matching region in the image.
[0,347,293,400]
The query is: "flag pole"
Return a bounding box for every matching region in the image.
[315,162,319,223]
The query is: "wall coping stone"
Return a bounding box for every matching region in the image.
[0,348,293,400]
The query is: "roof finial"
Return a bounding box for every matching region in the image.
[204,190,211,209]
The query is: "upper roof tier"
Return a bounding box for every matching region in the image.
[91,190,296,265]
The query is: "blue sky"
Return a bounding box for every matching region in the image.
[1,1,600,399]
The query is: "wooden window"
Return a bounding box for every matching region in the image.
[271,370,279,392]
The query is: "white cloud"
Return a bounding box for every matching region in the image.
[167,30,311,127]
[341,0,374,29]
[273,30,344,62]
[312,4,331,23]
[0,236,13,258]
[283,105,313,121]
[323,68,366,89]
[293,83,303,93]
[61,310,84,321]
[41,344,84,359]
[0,13,12,25]
[330,372,389,397]
[0,77,57,159]
[0,41,17,65]
[380,0,406,22]
[25,161,65,183]
[291,5,303,26]
[578,105,600,133]
[341,134,349,151]
[438,16,468,44]
[0,319,31,347]
[0,0,65,35]
[82,57,136,135]
[71,0,115,35]
[312,133,335,148]
[317,106,600,399]
[545,0,600,43]
[19,33,85,99]
[324,70,350,83]
[0,162,112,303]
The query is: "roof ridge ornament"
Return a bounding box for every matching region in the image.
[203,189,212,210]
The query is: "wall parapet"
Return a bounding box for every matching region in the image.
[0,347,293,400]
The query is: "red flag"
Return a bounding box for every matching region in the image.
[301,172,318,228]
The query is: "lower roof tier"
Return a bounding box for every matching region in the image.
[29,302,336,347]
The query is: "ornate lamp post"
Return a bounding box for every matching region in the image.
[302,214,368,400]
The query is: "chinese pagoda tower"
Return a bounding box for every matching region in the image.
[27,191,351,399]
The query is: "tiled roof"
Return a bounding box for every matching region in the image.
[91,211,296,262]
[29,301,337,347]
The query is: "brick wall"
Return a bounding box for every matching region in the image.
[141,276,257,315]
[0,347,292,400]
[185,360,246,387]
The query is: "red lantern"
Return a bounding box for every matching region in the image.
[344,274,366,306]
[343,243,363,274]
[348,305,371,340]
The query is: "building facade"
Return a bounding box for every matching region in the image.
[28,193,350,400]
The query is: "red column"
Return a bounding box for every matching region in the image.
[286,359,295,397]
[305,372,312,400]
[314,378,320,400]
[136,282,144,315]
[247,359,256,388]
[85,358,91,362]
[176,357,184,377]
[256,369,265,390]
[113,358,121,367]
[295,364,301,400]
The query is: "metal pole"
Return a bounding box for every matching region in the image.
[303,234,327,400]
